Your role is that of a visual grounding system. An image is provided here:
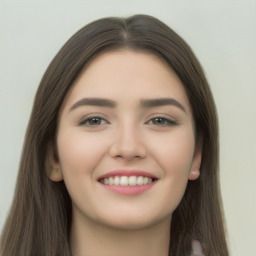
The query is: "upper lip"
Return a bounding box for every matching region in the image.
[97,169,159,181]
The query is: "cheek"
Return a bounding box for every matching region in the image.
[56,130,110,187]
[56,131,110,212]
[56,129,110,224]
[150,127,195,173]
[148,128,195,210]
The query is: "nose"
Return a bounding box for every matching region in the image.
[109,123,147,161]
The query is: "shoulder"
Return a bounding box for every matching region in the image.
[191,240,204,256]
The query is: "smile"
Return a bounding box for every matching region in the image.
[97,170,159,195]
[99,175,157,186]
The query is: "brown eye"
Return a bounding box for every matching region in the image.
[147,117,177,126]
[152,117,166,125]
[79,117,108,126]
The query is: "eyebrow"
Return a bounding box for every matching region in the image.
[69,97,186,113]
[140,98,187,113]
[69,98,117,112]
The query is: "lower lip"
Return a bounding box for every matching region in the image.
[100,182,156,195]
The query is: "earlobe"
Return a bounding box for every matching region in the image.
[45,145,63,182]
[189,169,200,180]
[47,167,63,182]
[189,139,202,181]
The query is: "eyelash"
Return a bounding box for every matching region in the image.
[79,116,109,126]
[79,115,177,127]
[145,117,177,126]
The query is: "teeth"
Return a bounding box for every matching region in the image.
[114,176,119,185]
[128,176,137,186]
[109,177,114,185]
[120,176,128,186]
[137,176,144,185]
[101,175,155,186]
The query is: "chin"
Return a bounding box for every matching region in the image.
[98,212,171,231]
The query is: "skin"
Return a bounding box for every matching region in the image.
[48,50,201,256]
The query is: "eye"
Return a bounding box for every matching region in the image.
[146,117,177,126]
[79,116,109,126]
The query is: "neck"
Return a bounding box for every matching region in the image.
[70,211,171,256]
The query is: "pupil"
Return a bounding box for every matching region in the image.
[90,118,100,125]
[154,118,163,124]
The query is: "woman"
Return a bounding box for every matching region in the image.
[0,14,229,256]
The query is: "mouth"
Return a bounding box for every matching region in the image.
[97,170,159,195]
[98,175,158,186]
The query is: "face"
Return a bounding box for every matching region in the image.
[49,50,201,230]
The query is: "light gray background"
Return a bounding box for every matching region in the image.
[0,1,255,255]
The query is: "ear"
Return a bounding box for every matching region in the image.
[45,144,63,182]
[189,139,202,181]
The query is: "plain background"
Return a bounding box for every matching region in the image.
[0,0,255,255]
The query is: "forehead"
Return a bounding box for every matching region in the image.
[62,49,191,113]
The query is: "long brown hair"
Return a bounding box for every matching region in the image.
[0,14,229,256]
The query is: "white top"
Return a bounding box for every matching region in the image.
[191,240,204,256]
